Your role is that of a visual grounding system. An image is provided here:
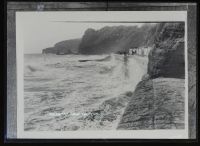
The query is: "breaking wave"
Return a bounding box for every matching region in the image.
[24,54,147,131]
[25,65,43,72]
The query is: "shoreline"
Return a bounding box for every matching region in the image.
[117,67,185,130]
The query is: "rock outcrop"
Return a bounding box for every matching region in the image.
[117,78,185,130]
[42,47,57,54]
[117,22,185,130]
[148,23,185,79]
[79,24,156,54]
[42,39,81,54]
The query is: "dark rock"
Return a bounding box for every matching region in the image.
[79,24,157,54]
[147,23,185,79]
[42,38,81,54]
[117,78,185,130]
[42,47,56,54]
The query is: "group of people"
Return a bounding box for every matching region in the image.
[129,49,137,55]
[117,50,136,55]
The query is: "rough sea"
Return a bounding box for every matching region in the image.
[24,54,147,131]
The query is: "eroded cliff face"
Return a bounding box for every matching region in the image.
[42,39,81,54]
[78,24,156,54]
[42,24,159,55]
[148,23,185,79]
[117,78,185,130]
[117,22,185,130]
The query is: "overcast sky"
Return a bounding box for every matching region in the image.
[16,11,185,54]
[16,12,149,54]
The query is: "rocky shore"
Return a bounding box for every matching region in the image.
[117,77,185,130]
[41,22,185,130]
[117,22,185,130]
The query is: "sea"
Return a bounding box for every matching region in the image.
[24,54,147,131]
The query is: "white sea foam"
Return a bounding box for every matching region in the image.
[24,54,147,131]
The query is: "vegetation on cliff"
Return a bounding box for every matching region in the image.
[42,24,159,55]
[78,24,156,54]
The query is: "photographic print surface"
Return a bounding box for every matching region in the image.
[16,11,188,139]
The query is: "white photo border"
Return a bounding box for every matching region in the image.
[16,11,188,139]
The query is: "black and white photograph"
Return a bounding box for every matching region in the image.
[15,11,189,139]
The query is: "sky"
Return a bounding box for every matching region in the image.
[16,12,148,54]
[16,11,186,54]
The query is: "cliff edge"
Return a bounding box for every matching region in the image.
[117,22,185,130]
[42,39,81,54]
[79,24,156,54]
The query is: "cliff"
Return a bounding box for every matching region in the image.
[117,22,185,130]
[42,39,81,54]
[78,24,156,54]
[148,23,185,79]
[42,24,159,55]
[117,78,185,130]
